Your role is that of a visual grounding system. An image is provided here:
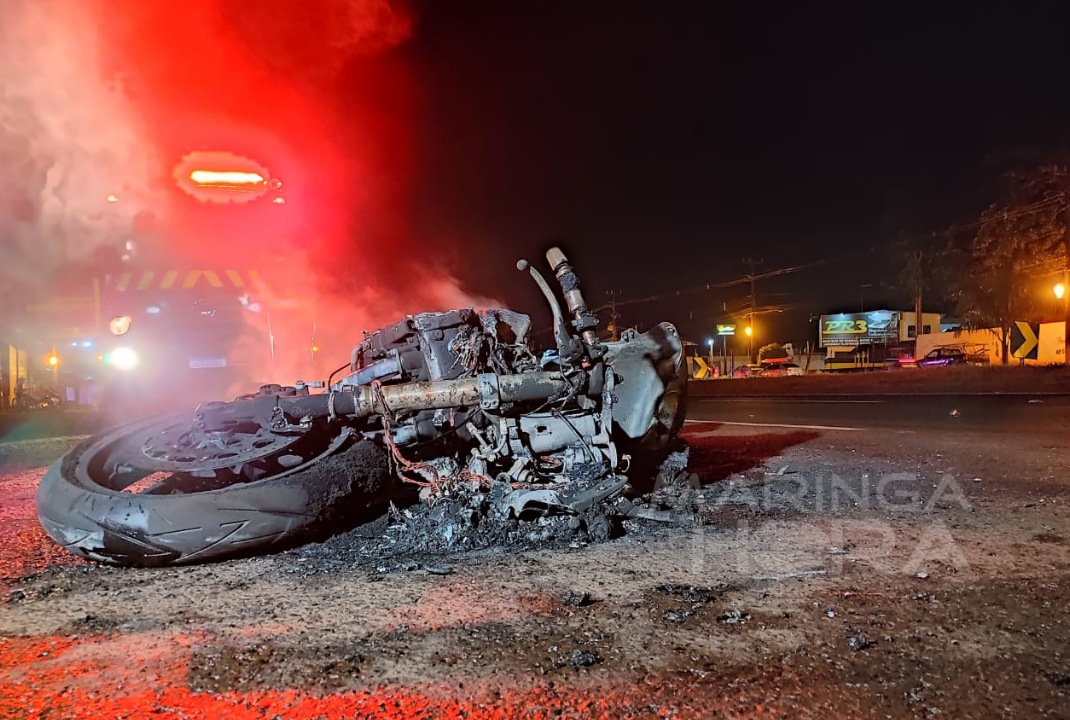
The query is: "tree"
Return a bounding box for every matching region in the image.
[893,231,961,333]
[952,165,1067,364]
[757,342,787,361]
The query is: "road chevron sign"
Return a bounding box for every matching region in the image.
[1010,321,1040,360]
[688,356,711,379]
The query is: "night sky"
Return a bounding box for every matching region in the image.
[393,1,1070,347]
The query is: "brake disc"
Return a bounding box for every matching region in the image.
[131,416,303,473]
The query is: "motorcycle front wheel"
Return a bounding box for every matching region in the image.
[35,414,393,567]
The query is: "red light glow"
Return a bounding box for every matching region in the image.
[172,150,273,204]
[189,170,266,186]
[75,1,499,391]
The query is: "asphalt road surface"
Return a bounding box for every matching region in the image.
[688,394,1070,435]
[3,393,1069,444]
[0,410,102,443]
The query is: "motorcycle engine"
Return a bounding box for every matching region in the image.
[336,307,616,487]
[347,308,535,385]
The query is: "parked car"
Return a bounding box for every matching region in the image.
[760,360,804,377]
[916,347,968,367]
[916,344,990,367]
[731,364,764,378]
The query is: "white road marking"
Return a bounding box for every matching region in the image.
[684,419,861,432]
[693,398,883,404]
[788,399,883,404]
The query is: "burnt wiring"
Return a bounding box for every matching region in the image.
[371,381,494,491]
[547,367,583,409]
[455,467,495,489]
[325,361,354,423]
[550,408,597,463]
[326,362,351,390]
[371,380,442,491]
[449,327,524,378]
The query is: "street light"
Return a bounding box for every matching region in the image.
[744,326,753,363]
[1058,281,1069,366]
[46,349,59,390]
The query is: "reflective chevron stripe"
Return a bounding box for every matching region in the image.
[108,269,269,294]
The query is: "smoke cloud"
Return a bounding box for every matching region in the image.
[1,0,502,396]
[0,0,168,290]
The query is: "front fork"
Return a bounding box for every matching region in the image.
[193,369,602,434]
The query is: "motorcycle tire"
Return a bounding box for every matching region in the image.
[36,421,394,568]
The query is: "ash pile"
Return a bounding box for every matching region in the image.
[298,445,698,565]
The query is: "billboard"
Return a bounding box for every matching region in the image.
[819,311,900,346]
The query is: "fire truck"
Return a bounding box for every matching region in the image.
[4,151,319,413]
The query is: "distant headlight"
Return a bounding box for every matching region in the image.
[107,347,139,371]
[109,315,132,336]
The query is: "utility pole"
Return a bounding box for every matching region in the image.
[743,258,763,362]
[1063,201,1070,366]
[604,290,621,341]
[905,249,923,355]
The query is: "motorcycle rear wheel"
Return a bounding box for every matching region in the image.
[36,415,393,567]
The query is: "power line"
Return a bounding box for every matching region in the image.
[592,190,1070,317]
[591,258,828,313]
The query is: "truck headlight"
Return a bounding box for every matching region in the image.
[107,347,139,371]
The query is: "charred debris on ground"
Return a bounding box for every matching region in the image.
[283,445,703,575]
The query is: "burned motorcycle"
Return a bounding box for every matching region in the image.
[36,248,687,567]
